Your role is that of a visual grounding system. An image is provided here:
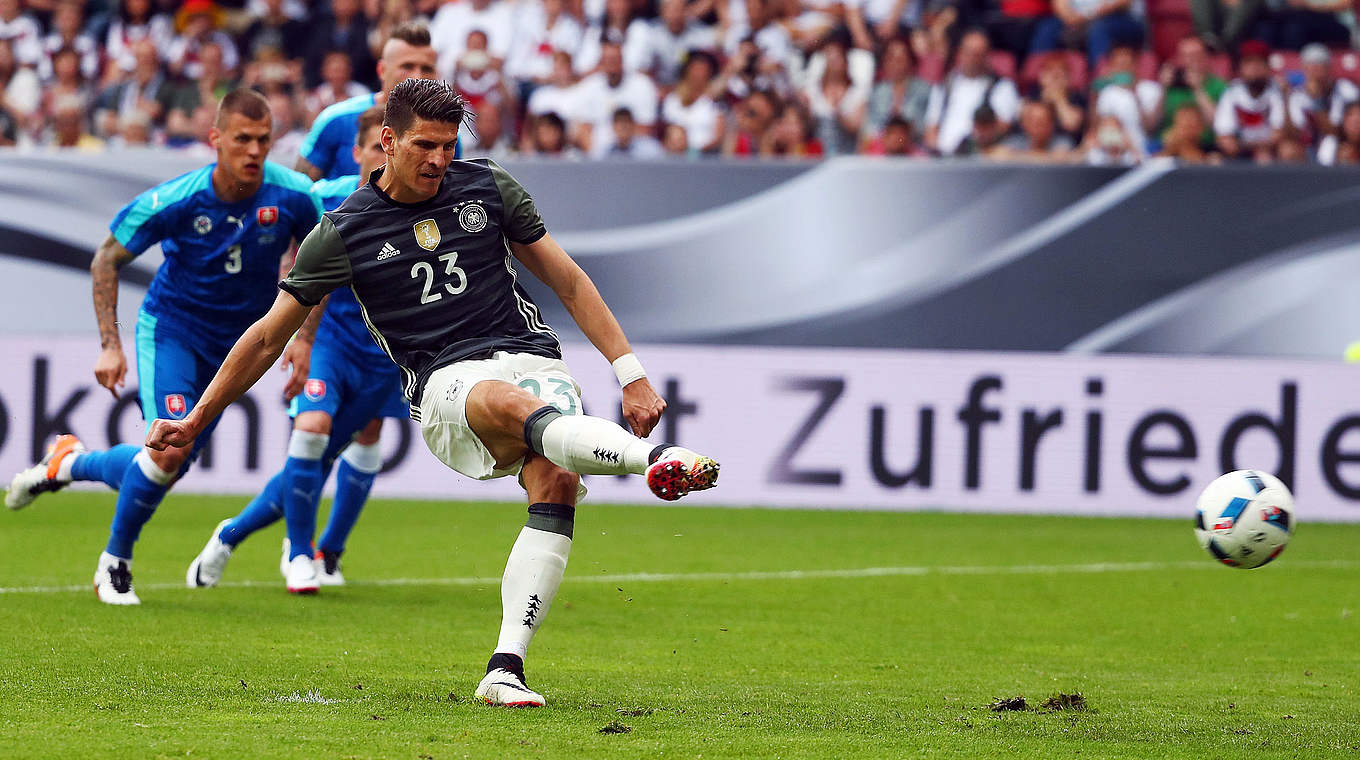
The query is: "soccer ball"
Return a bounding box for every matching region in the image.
[1194,470,1295,569]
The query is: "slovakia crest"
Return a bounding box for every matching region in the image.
[193,215,213,235]
[414,219,441,251]
[458,203,487,233]
[257,206,278,226]
[304,379,326,401]
[164,394,188,419]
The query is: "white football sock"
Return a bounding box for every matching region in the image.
[534,414,654,475]
[494,526,571,660]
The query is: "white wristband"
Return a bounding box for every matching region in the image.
[611,352,647,387]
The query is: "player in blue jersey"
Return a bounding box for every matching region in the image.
[186,107,405,593]
[3,89,322,605]
[295,22,437,181]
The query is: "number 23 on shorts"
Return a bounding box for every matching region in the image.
[517,376,578,415]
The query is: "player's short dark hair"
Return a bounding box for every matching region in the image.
[215,88,271,128]
[356,105,385,145]
[384,79,466,136]
[387,20,431,48]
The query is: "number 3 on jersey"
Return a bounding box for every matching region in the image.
[412,251,468,304]
[224,244,242,274]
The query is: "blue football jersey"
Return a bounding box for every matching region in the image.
[299,94,376,180]
[111,162,323,354]
[310,176,394,367]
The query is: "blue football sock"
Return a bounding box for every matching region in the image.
[318,457,377,555]
[105,454,173,559]
[284,455,324,561]
[69,444,139,490]
[218,471,287,547]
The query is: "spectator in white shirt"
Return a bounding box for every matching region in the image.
[575,0,649,74]
[1316,100,1360,165]
[1092,43,1162,157]
[923,29,1020,156]
[0,37,39,139]
[104,0,174,79]
[662,50,725,152]
[1213,40,1284,161]
[805,37,871,154]
[1285,43,1359,146]
[846,0,922,50]
[627,0,719,88]
[0,0,41,68]
[527,50,581,117]
[505,0,584,87]
[39,2,100,83]
[570,39,659,152]
[430,0,516,77]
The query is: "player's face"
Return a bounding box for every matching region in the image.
[353,124,387,181]
[378,39,438,94]
[383,117,459,200]
[210,112,273,185]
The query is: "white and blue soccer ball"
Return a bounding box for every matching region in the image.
[1194,469,1295,569]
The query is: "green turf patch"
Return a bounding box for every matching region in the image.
[0,493,1357,758]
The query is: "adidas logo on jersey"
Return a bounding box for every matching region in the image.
[377,242,401,260]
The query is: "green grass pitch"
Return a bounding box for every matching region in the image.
[0,492,1357,759]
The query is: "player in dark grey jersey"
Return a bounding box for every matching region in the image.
[147,79,719,708]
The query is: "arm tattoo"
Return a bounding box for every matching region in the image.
[92,236,133,350]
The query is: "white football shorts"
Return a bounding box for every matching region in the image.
[418,351,584,481]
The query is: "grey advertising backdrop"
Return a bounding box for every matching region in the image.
[2,152,1359,519]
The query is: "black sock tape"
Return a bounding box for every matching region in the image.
[526,501,575,538]
[523,405,563,455]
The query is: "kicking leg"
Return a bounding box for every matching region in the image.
[466,381,718,501]
[476,455,579,708]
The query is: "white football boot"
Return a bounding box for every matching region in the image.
[284,553,320,594]
[6,434,85,510]
[645,446,720,502]
[315,550,345,586]
[93,552,141,605]
[186,519,234,588]
[475,668,546,708]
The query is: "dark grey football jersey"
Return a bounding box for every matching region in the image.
[280,159,560,420]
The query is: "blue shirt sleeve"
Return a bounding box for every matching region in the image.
[109,187,174,256]
[300,112,344,175]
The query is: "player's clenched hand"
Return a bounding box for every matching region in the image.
[93,347,127,400]
[145,418,196,451]
[621,378,666,437]
[280,338,312,400]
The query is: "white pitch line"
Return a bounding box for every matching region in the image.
[2,559,1357,596]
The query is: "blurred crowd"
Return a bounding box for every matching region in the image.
[3,0,1360,164]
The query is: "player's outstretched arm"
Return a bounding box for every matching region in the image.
[511,233,666,437]
[147,291,312,450]
[91,234,136,399]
